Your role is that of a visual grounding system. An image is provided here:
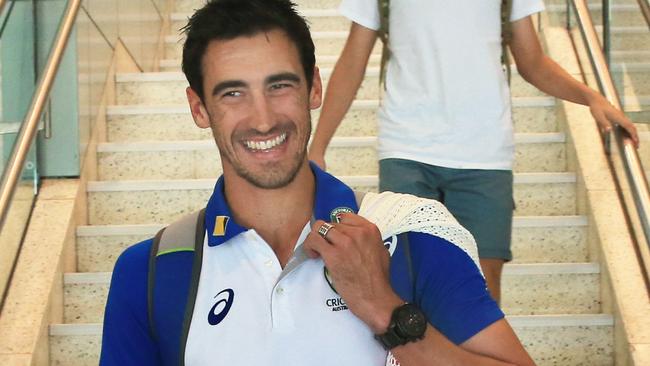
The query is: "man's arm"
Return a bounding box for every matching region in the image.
[510,15,639,146]
[303,214,536,365]
[308,22,378,169]
[100,241,162,366]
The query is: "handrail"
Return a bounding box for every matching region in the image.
[570,0,650,255]
[639,0,650,31]
[0,0,81,230]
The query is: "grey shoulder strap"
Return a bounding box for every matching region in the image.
[147,208,206,343]
[155,209,205,256]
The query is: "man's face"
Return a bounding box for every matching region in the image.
[187,29,322,189]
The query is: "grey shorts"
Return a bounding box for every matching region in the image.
[379,158,514,261]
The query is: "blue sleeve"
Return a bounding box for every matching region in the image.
[99,239,163,366]
[390,232,504,344]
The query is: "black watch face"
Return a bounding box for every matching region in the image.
[396,304,427,338]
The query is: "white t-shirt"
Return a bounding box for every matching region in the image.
[339,0,545,170]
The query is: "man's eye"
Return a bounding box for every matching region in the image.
[223,91,241,98]
[270,83,291,90]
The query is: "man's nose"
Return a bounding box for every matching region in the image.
[249,94,275,133]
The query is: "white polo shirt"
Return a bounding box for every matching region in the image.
[185,226,387,365]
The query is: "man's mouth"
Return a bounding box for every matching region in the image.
[244,132,287,151]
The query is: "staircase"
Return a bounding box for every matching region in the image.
[47,0,650,364]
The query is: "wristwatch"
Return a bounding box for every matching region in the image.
[375,303,427,350]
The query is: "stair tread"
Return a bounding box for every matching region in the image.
[96,133,566,152]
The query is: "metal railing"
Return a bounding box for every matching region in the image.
[570,0,650,275]
[0,0,81,236]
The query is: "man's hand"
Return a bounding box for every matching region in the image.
[587,92,639,147]
[303,213,402,333]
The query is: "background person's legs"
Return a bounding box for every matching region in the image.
[435,167,514,304]
[479,258,505,302]
[379,158,441,200]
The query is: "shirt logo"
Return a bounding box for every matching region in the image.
[330,207,354,223]
[213,216,230,236]
[326,296,348,312]
[384,235,398,256]
[208,288,235,326]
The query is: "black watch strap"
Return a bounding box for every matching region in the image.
[375,328,407,350]
[374,303,426,350]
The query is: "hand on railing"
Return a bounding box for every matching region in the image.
[587,92,640,148]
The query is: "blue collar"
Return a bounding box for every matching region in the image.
[204,162,359,247]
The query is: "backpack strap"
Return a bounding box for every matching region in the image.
[147,208,206,365]
[377,0,390,90]
[501,0,514,84]
[398,232,416,303]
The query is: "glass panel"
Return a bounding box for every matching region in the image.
[0,0,40,299]
[0,146,36,301]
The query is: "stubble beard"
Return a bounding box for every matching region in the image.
[216,117,312,190]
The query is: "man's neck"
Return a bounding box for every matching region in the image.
[223,163,315,266]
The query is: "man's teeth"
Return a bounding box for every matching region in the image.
[246,133,287,151]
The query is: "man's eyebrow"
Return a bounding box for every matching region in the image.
[266,72,301,85]
[212,80,247,97]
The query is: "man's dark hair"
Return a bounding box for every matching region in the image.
[181,0,316,101]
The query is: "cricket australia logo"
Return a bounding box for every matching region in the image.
[326,296,348,312]
[208,288,234,326]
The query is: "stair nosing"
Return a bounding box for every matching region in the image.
[164,31,349,44]
[48,314,614,336]
[63,263,599,286]
[171,9,342,20]
[611,62,650,72]
[505,314,613,327]
[77,223,165,236]
[76,215,588,237]
[76,216,588,238]
[502,263,600,275]
[106,96,555,116]
[87,172,576,192]
[96,133,566,152]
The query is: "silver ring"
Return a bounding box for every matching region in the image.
[317,222,334,239]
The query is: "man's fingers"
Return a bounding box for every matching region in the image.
[334,212,371,226]
[303,230,333,258]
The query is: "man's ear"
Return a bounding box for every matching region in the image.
[309,66,323,110]
[187,87,210,128]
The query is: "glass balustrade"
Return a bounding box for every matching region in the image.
[0,0,39,302]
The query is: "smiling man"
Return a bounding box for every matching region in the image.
[99,1,536,365]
